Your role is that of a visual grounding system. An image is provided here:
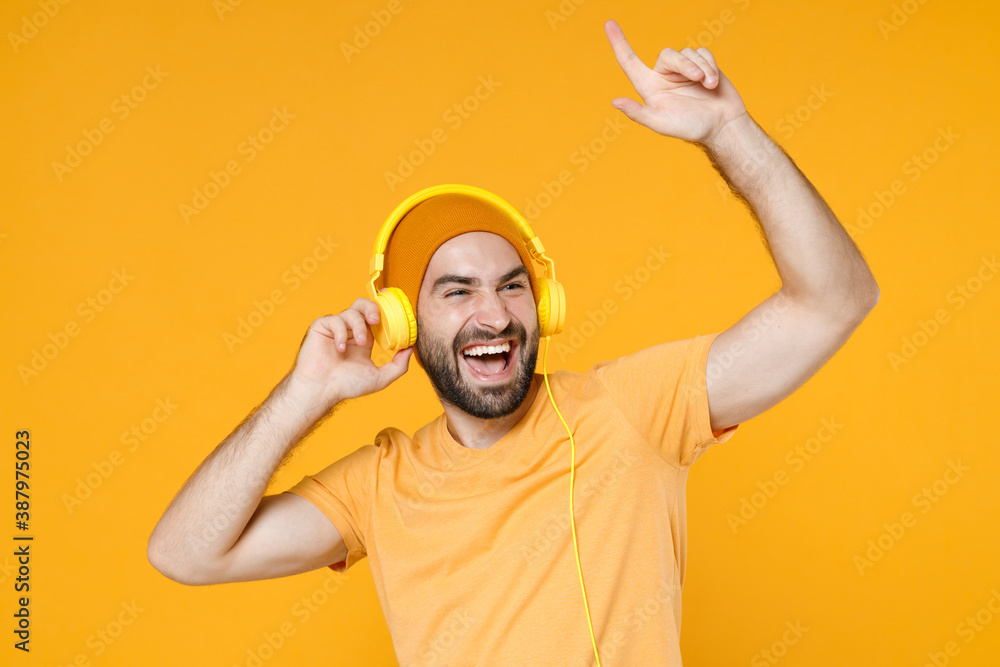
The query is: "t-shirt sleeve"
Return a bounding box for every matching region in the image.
[282,444,378,572]
[594,331,739,468]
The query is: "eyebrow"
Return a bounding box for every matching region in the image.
[432,265,529,293]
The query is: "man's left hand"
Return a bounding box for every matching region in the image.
[604,19,747,144]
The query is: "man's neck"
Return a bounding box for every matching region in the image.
[442,376,542,450]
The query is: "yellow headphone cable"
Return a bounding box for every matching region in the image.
[542,335,602,667]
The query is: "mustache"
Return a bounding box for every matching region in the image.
[451,320,527,357]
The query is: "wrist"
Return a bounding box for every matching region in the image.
[698,112,789,187]
[282,372,341,422]
[699,111,756,154]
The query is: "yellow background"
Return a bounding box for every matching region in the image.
[2,0,998,664]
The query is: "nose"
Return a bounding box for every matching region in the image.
[473,290,511,332]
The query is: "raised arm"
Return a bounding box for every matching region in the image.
[147,298,413,585]
[604,19,879,431]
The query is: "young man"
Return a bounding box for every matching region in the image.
[148,20,878,665]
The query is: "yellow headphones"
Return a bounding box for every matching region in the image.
[367,183,601,666]
[365,183,566,353]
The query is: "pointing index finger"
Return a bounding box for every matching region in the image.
[604,19,648,83]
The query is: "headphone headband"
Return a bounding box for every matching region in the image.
[368,183,557,288]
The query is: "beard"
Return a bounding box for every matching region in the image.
[416,316,539,420]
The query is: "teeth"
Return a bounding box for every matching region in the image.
[463,342,512,357]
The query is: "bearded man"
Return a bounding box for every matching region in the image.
[148,19,878,666]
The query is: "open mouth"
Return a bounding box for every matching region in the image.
[460,339,515,380]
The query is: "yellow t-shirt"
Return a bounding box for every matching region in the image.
[286,332,739,666]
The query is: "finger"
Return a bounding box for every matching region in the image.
[651,47,705,83]
[611,96,655,128]
[679,47,717,88]
[696,47,720,76]
[301,314,331,346]
[604,19,649,86]
[352,297,381,325]
[339,308,371,347]
[377,347,413,387]
[313,314,349,352]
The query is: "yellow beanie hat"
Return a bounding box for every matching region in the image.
[381,192,541,316]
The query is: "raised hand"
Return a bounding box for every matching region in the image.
[604,19,747,144]
[289,297,413,415]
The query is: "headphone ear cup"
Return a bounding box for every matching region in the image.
[537,278,566,338]
[372,287,417,352]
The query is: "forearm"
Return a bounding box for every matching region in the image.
[701,113,879,314]
[148,372,336,578]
